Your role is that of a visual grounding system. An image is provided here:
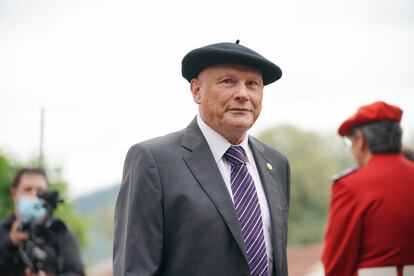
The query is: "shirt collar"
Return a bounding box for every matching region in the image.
[197,115,251,163]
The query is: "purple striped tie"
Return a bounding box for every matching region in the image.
[224,146,268,276]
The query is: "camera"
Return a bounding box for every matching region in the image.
[18,189,65,273]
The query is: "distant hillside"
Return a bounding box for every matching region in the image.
[75,185,120,214]
[74,184,120,266]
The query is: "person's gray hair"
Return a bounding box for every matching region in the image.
[356,120,402,153]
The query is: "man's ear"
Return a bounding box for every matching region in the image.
[190,78,201,104]
[356,131,367,151]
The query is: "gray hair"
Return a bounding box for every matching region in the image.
[356,121,402,153]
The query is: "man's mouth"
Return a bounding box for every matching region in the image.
[228,108,251,112]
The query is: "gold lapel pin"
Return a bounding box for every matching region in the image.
[266,163,272,171]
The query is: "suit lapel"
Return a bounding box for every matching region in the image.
[181,119,248,262]
[249,137,286,275]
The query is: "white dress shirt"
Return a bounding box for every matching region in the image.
[197,115,273,276]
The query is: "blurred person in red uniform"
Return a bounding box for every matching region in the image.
[322,101,414,276]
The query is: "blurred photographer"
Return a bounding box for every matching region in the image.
[0,168,84,276]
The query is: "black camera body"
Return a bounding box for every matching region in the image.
[19,189,65,273]
[38,190,64,210]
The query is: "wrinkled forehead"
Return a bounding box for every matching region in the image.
[197,64,263,80]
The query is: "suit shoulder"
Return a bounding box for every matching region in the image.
[330,166,358,182]
[125,128,188,166]
[128,128,185,152]
[249,136,288,162]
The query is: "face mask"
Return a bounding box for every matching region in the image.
[18,196,47,223]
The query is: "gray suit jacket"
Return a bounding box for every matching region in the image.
[113,118,290,276]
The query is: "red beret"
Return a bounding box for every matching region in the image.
[338,101,403,136]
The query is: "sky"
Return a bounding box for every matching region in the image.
[1,0,414,197]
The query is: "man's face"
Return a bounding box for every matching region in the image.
[191,64,264,144]
[349,131,366,167]
[11,173,48,204]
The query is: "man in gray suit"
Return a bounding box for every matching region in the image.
[113,41,290,276]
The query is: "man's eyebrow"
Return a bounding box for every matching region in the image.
[217,73,232,78]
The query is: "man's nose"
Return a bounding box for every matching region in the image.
[234,83,249,101]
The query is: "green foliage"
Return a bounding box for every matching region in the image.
[0,152,89,247]
[257,124,353,244]
[0,153,18,217]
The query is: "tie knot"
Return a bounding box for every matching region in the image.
[224,146,247,166]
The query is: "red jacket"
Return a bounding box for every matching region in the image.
[322,154,414,276]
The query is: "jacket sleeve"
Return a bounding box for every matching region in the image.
[0,226,20,270]
[113,143,164,276]
[61,229,85,276]
[322,181,362,276]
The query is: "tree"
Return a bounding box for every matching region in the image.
[0,153,18,217]
[257,124,353,244]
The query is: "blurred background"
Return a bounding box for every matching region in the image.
[1,0,413,275]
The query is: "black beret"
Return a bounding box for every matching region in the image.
[181,41,282,85]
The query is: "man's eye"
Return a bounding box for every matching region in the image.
[248,81,259,86]
[221,79,233,84]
